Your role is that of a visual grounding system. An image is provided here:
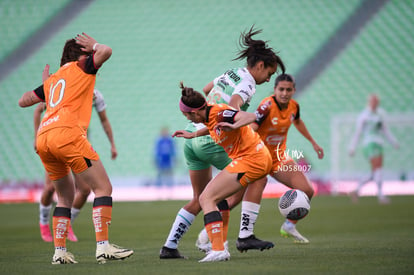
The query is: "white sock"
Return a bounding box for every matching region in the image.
[373,169,384,198]
[239,201,260,239]
[284,219,295,229]
[39,203,52,225]
[164,208,195,249]
[71,207,81,224]
[97,240,109,248]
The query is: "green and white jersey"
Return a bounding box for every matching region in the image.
[349,107,398,150]
[207,67,256,111]
[187,67,256,132]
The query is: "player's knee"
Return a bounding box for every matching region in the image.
[303,186,314,199]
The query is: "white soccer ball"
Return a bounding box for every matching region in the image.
[278,189,310,220]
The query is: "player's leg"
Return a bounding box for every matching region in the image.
[51,173,78,264]
[63,126,132,264]
[39,172,55,242]
[235,176,274,252]
[160,167,211,259]
[194,139,232,252]
[370,150,388,203]
[351,143,376,202]
[198,170,241,262]
[75,158,133,263]
[273,160,312,244]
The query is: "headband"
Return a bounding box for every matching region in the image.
[179,99,206,113]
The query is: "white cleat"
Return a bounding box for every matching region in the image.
[196,228,229,253]
[52,250,78,264]
[280,222,309,244]
[196,240,228,254]
[96,243,134,264]
[199,249,230,263]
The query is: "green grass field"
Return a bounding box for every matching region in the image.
[1,195,413,274]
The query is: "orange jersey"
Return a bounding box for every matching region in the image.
[204,104,265,160]
[35,57,97,135]
[254,96,300,161]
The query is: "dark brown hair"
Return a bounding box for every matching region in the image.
[234,25,285,74]
[179,82,206,109]
[60,39,86,66]
[274,73,296,88]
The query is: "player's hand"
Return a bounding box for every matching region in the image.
[215,122,234,131]
[348,149,355,157]
[313,143,324,159]
[75,32,97,53]
[172,130,193,139]
[111,146,118,160]
[42,64,50,82]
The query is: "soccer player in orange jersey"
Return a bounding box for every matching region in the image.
[173,83,272,262]
[18,33,132,264]
[246,73,324,243]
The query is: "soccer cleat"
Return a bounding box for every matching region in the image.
[199,249,230,263]
[196,240,228,253]
[280,222,309,244]
[39,223,53,242]
[96,243,134,264]
[159,246,187,259]
[67,225,78,242]
[52,250,78,264]
[236,235,274,252]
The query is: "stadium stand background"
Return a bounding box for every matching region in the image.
[0,0,413,188]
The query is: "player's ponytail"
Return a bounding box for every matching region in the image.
[179,82,206,111]
[233,25,285,74]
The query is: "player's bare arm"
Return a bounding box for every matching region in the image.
[216,111,256,131]
[293,118,324,159]
[18,91,42,107]
[203,81,214,96]
[228,94,244,110]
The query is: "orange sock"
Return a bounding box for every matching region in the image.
[93,197,112,242]
[52,207,71,248]
[217,200,230,242]
[204,211,224,251]
[220,209,230,242]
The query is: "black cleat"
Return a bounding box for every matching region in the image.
[159,246,187,259]
[236,235,274,253]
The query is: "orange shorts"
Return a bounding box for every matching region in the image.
[36,126,99,180]
[225,146,272,187]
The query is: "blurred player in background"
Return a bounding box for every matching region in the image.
[172,83,272,262]
[35,66,118,243]
[18,33,133,264]
[159,26,285,259]
[154,126,176,188]
[348,94,399,204]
